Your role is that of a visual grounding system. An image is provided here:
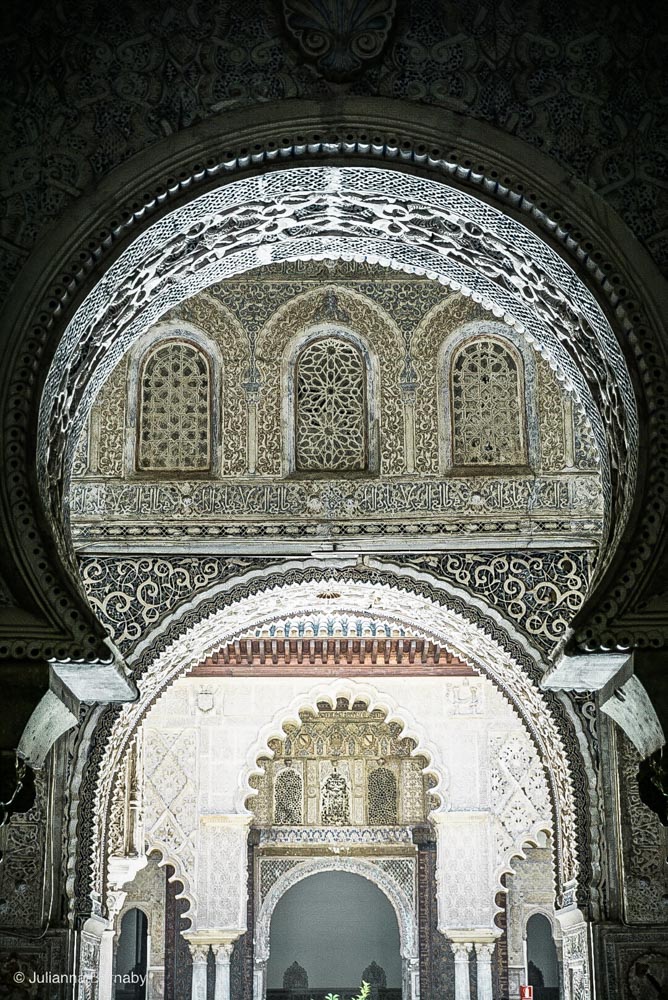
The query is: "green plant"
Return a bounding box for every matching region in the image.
[314,982,370,1000]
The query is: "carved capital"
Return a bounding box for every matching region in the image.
[214,942,234,964]
[474,942,495,962]
[451,941,473,960]
[188,943,210,964]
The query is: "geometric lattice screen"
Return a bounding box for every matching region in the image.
[138,341,211,471]
[295,337,367,472]
[451,338,526,467]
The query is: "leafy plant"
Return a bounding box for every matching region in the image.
[314,983,371,1000]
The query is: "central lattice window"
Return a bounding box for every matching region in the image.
[137,341,211,472]
[295,337,367,472]
[451,338,526,467]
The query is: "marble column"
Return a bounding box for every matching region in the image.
[451,942,472,1000]
[189,943,209,1000]
[475,942,495,1000]
[214,942,234,1000]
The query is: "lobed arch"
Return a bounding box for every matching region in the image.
[237,679,449,817]
[79,560,596,921]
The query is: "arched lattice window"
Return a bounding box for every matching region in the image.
[295,337,367,472]
[274,769,303,825]
[450,338,526,468]
[368,767,398,825]
[137,341,210,472]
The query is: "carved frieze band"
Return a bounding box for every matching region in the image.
[70,474,603,524]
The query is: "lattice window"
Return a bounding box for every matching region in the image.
[321,770,350,825]
[295,337,367,472]
[368,767,398,825]
[137,341,210,471]
[274,769,303,825]
[451,338,526,467]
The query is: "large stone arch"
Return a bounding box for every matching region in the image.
[2,101,665,668]
[74,559,598,931]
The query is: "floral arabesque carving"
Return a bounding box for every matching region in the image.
[281,0,397,81]
[395,551,594,653]
[78,549,593,658]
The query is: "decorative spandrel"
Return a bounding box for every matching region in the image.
[451,339,526,468]
[138,342,211,472]
[296,337,367,472]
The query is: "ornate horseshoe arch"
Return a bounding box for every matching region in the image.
[78,559,597,929]
[1,102,664,668]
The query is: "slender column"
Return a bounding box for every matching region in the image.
[214,942,234,1000]
[475,942,495,1000]
[189,943,209,1000]
[451,942,472,1000]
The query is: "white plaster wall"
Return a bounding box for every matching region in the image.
[142,674,552,932]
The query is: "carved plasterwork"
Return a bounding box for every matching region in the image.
[618,733,668,924]
[254,856,417,963]
[250,704,429,827]
[280,0,397,81]
[142,728,198,919]
[69,474,603,550]
[0,770,47,929]
[116,854,166,969]
[165,294,250,476]
[78,550,593,657]
[255,284,404,477]
[40,167,631,566]
[87,359,129,478]
[82,567,591,920]
[490,732,553,880]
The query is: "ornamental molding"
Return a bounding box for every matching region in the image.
[2,109,663,659]
[76,560,597,921]
[254,855,417,964]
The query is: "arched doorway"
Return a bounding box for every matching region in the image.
[267,871,401,999]
[115,908,148,1000]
